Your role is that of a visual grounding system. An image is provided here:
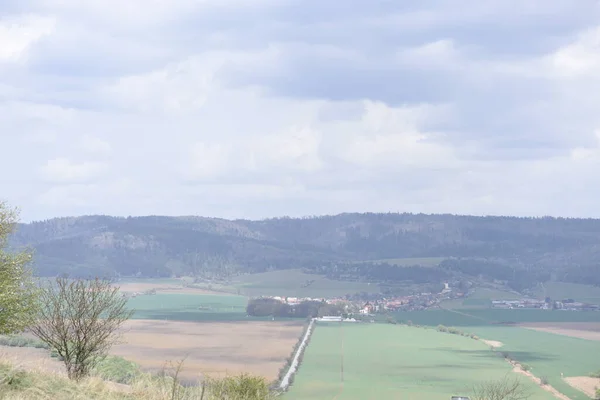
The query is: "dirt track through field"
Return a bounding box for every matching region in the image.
[506,358,570,400]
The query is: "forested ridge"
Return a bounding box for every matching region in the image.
[9,213,600,289]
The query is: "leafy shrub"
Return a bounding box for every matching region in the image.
[207,374,272,400]
[520,364,530,372]
[540,376,549,386]
[0,335,49,349]
[590,370,600,378]
[92,355,141,384]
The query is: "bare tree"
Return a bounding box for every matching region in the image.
[471,376,530,400]
[30,277,133,380]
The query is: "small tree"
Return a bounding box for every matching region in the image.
[0,202,38,335]
[30,277,133,380]
[471,376,530,400]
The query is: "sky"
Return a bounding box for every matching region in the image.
[1,1,600,222]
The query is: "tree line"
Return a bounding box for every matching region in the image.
[246,298,345,318]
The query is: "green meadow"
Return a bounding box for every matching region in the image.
[231,269,380,298]
[469,326,600,400]
[368,257,447,267]
[532,282,600,305]
[127,293,250,322]
[286,323,554,400]
[391,308,600,400]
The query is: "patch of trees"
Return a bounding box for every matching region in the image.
[308,261,450,284]
[440,258,551,291]
[246,298,344,318]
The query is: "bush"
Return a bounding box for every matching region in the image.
[590,370,600,378]
[520,364,530,372]
[92,355,141,384]
[0,335,49,349]
[595,388,600,400]
[207,374,271,400]
[540,376,549,386]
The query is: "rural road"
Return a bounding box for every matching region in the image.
[279,319,315,390]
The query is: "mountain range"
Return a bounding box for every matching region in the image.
[10,213,600,291]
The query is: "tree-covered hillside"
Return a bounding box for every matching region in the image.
[9,213,600,289]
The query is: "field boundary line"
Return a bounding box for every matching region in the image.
[439,305,490,323]
[505,358,571,400]
[278,318,315,390]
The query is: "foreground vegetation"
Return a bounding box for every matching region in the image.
[0,359,273,400]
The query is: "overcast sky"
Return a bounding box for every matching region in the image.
[1,1,600,222]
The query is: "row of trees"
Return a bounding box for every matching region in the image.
[246,298,345,318]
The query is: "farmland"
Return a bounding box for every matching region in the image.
[230,269,380,298]
[367,257,446,267]
[127,293,250,322]
[285,323,554,400]
[113,319,304,382]
[389,307,600,400]
[531,282,600,305]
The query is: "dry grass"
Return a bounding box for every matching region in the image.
[2,320,303,385]
[519,322,600,341]
[564,376,600,398]
[113,320,303,382]
[0,360,273,400]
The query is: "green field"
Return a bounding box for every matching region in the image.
[231,269,380,298]
[532,282,600,305]
[368,257,446,267]
[442,288,525,309]
[286,324,553,400]
[468,326,600,400]
[390,308,600,400]
[393,308,600,326]
[127,293,251,321]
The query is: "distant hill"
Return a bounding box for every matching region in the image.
[10,213,600,290]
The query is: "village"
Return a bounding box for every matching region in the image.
[259,281,600,316]
[260,282,467,316]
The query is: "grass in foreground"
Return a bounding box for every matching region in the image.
[285,323,553,400]
[0,360,273,400]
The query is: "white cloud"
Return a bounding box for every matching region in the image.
[2,1,600,220]
[80,135,112,155]
[40,158,108,183]
[547,26,600,78]
[0,14,55,63]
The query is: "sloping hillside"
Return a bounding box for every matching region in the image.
[10,213,600,289]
